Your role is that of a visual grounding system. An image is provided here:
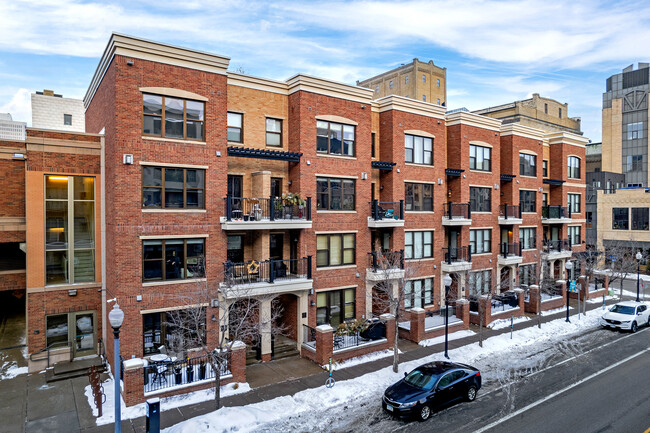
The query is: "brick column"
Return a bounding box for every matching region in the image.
[480,295,491,327]
[513,288,525,316]
[315,324,333,365]
[559,280,567,303]
[229,341,247,384]
[408,308,425,343]
[380,313,396,347]
[455,299,470,330]
[603,274,609,291]
[527,285,540,314]
[123,358,145,407]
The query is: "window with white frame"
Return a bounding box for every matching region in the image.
[227,112,243,142]
[568,193,580,213]
[404,278,433,309]
[469,270,491,295]
[568,226,581,245]
[405,231,433,259]
[470,229,491,254]
[519,227,536,250]
[265,118,282,147]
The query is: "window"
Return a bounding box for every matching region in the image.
[422,95,426,102]
[405,231,433,259]
[389,80,393,89]
[63,114,72,125]
[544,103,548,114]
[317,120,355,156]
[542,192,548,209]
[520,153,536,176]
[568,193,580,214]
[227,112,243,142]
[612,208,629,230]
[422,74,426,83]
[470,229,491,254]
[316,234,355,267]
[143,94,205,141]
[519,227,537,250]
[404,278,433,308]
[627,122,643,140]
[626,155,643,172]
[316,177,355,210]
[271,178,282,198]
[469,145,491,171]
[436,79,440,87]
[142,167,205,209]
[142,238,205,281]
[405,76,409,84]
[316,288,355,327]
[470,187,491,212]
[559,108,562,118]
[265,118,282,147]
[375,86,379,93]
[568,156,581,178]
[143,310,206,355]
[542,160,548,177]
[520,190,537,213]
[519,264,537,287]
[405,183,433,211]
[45,176,95,285]
[371,133,376,158]
[46,314,69,348]
[469,270,491,295]
[631,208,649,230]
[405,134,433,165]
[568,226,581,245]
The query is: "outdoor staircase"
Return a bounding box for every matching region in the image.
[45,355,105,383]
[245,335,299,364]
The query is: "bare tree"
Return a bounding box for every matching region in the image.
[467,269,511,348]
[536,259,559,329]
[573,249,603,316]
[605,240,639,301]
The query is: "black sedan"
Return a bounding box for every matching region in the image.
[382,361,481,421]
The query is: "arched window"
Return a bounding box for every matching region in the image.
[568,156,580,179]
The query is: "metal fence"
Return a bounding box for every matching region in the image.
[225,196,311,221]
[303,324,316,349]
[368,250,404,272]
[444,202,471,219]
[500,242,521,257]
[443,246,471,264]
[370,200,404,220]
[544,239,570,253]
[542,206,571,219]
[143,353,230,393]
[332,323,386,351]
[499,204,521,219]
[224,256,312,285]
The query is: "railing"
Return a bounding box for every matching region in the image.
[500,242,521,257]
[303,324,316,348]
[224,256,312,285]
[143,353,231,394]
[370,200,404,220]
[542,205,571,219]
[492,292,519,312]
[499,204,521,219]
[444,202,471,219]
[225,196,311,222]
[368,250,404,272]
[443,246,471,264]
[543,239,570,253]
[29,342,72,369]
[333,325,386,351]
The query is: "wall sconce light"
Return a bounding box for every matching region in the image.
[463,174,466,178]
[538,187,543,192]
[68,289,77,296]
[288,180,292,185]
[136,295,142,302]
[310,301,316,307]
[437,178,443,185]
[380,185,384,190]
[361,104,366,109]
[123,154,133,164]
[361,172,367,180]
[211,314,217,322]
[309,288,314,295]
[306,160,311,165]
[397,169,400,173]
[216,151,221,157]
[12,153,25,160]
[126,60,134,66]
[494,184,499,190]
[211,299,219,308]
[355,272,360,278]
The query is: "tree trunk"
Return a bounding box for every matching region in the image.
[537,292,542,329]
[214,359,222,410]
[620,279,624,301]
[479,307,484,348]
[392,309,399,373]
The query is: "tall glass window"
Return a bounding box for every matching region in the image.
[469,229,491,254]
[631,208,649,230]
[568,156,581,179]
[612,208,629,230]
[470,187,491,212]
[404,278,433,309]
[405,134,433,165]
[520,153,537,177]
[469,145,491,171]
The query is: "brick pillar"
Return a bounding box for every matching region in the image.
[559,280,567,303]
[578,276,587,300]
[527,285,540,314]
[603,274,610,291]
[455,299,470,330]
[381,313,396,347]
[315,324,333,365]
[229,341,247,384]
[480,295,491,327]
[513,288,525,316]
[408,307,425,342]
[123,358,145,407]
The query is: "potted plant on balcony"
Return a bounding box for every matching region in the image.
[186,361,194,383]
[282,192,305,219]
[173,363,183,385]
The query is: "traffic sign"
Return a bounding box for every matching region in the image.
[570,281,577,292]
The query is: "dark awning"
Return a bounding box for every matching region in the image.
[543,178,565,186]
[372,161,397,171]
[500,174,516,182]
[227,146,302,162]
[445,168,464,177]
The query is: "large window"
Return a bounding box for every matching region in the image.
[317,121,355,156]
[470,229,491,254]
[612,208,629,230]
[266,118,282,147]
[469,270,491,295]
[405,231,433,259]
[316,288,355,327]
[626,155,643,172]
[627,122,643,140]
[469,145,491,171]
[632,208,649,230]
[542,160,548,177]
[142,238,205,281]
[405,183,433,211]
[143,310,206,355]
[316,177,355,210]
[568,226,581,246]
[568,193,581,214]
[520,190,537,213]
[45,175,95,285]
[470,187,491,212]
[316,234,355,267]
[227,112,243,142]
[519,264,537,287]
[404,278,433,309]
[142,167,205,209]
[46,314,69,348]
[405,134,433,165]
[519,227,537,250]
[520,153,537,177]
[568,156,581,179]
[143,94,204,141]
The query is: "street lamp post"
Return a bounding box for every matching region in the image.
[636,251,642,302]
[565,261,573,323]
[108,304,124,433]
[443,274,452,359]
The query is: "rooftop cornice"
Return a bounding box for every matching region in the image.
[375,95,446,119]
[545,131,590,148]
[286,74,374,103]
[500,123,545,141]
[227,72,289,95]
[446,111,502,131]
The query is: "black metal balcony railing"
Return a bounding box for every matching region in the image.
[370,200,404,221]
[224,256,312,285]
[143,353,230,394]
[543,239,571,253]
[368,250,405,272]
[303,324,317,348]
[443,246,471,264]
[225,196,311,222]
[500,242,521,257]
[444,202,471,219]
[542,205,571,219]
[499,204,522,219]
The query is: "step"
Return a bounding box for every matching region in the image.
[47,356,105,383]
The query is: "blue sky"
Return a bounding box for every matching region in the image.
[2,0,650,142]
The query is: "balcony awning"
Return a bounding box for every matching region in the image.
[500,174,516,182]
[445,168,464,177]
[227,146,302,162]
[372,161,397,171]
[543,178,565,186]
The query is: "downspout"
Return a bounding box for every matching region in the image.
[100,130,107,348]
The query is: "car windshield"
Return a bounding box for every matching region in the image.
[610,305,635,315]
[404,369,438,390]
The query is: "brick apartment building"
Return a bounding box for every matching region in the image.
[0,34,587,404]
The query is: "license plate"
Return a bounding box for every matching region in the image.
[386,404,394,412]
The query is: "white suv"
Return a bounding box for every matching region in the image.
[600,301,650,333]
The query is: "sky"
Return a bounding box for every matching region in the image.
[1,0,650,142]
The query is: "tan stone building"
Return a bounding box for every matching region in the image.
[596,187,650,251]
[473,93,582,135]
[357,58,447,106]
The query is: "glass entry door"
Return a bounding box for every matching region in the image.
[73,312,96,358]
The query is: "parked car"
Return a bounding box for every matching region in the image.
[382,361,481,421]
[600,301,650,333]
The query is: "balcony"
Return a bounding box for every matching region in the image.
[442,203,471,226]
[220,196,312,230]
[498,242,522,265]
[498,204,522,225]
[366,250,405,281]
[441,246,472,272]
[541,206,571,224]
[368,200,404,228]
[542,239,572,260]
[221,257,312,297]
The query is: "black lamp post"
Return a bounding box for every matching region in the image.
[636,251,642,302]
[443,274,452,359]
[108,304,124,433]
[565,261,573,323]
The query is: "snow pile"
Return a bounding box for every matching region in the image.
[329,349,399,371]
[418,329,475,347]
[488,315,530,330]
[0,363,27,380]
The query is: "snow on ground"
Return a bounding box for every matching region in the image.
[329,349,400,371]
[488,315,530,330]
[85,377,250,426]
[418,329,476,347]
[540,306,573,316]
[164,313,602,433]
[0,363,27,380]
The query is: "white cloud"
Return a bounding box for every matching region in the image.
[0,88,31,124]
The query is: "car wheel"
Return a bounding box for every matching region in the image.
[418,404,431,421]
[647,316,650,327]
[466,386,478,402]
[631,321,638,333]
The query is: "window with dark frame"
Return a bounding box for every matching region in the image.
[143,94,205,141]
[568,193,581,214]
[46,314,69,348]
[371,132,376,158]
[469,144,491,171]
[316,177,355,210]
[519,227,536,250]
[520,190,537,213]
[271,178,282,198]
[405,231,433,259]
[568,156,581,179]
[316,233,355,267]
[470,187,491,212]
[631,208,649,230]
[266,118,282,147]
[405,134,433,165]
[404,278,433,309]
[142,238,205,281]
[142,310,206,356]
[542,160,548,177]
[227,112,243,143]
[63,114,72,126]
[316,288,355,327]
[142,167,204,209]
[612,208,629,230]
[520,153,537,177]
[568,226,581,245]
[518,264,537,287]
[470,229,491,254]
[317,120,355,156]
[405,182,433,211]
[469,270,491,295]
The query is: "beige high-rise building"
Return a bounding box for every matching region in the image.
[357,58,447,106]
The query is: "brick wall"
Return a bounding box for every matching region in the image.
[0,271,25,291]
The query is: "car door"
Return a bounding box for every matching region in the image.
[638,305,649,323]
[433,372,455,407]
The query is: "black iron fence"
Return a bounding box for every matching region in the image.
[443,246,471,264]
[225,196,311,221]
[542,205,571,219]
[368,250,404,272]
[143,353,230,394]
[224,256,312,285]
[499,204,521,219]
[303,324,316,348]
[492,291,519,311]
[333,322,387,351]
[500,242,521,257]
[543,239,570,253]
[370,200,404,220]
[444,202,471,219]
